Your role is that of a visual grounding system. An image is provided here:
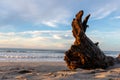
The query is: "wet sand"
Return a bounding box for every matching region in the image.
[0,62,120,80]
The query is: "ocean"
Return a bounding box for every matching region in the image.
[0,48,119,62]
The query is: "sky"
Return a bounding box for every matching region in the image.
[0,0,120,51]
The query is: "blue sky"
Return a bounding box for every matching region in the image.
[0,0,120,50]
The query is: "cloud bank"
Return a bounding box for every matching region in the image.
[0,30,73,49]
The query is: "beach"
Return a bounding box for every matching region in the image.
[0,62,119,80]
[0,49,119,80]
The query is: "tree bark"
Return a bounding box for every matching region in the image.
[64,10,119,70]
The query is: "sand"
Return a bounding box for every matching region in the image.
[0,62,119,80]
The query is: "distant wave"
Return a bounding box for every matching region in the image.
[0,48,65,53]
[104,51,120,57]
[0,55,63,59]
[0,48,119,62]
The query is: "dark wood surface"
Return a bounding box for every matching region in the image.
[64,10,119,70]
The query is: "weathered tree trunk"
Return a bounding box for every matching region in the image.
[64,10,119,70]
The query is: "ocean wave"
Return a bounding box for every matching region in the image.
[0,55,64,59]
[0,48,65,53]
[0,48,119,62]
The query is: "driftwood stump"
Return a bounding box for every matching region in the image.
[64,10,120,70]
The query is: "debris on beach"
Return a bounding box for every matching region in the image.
[64,10,120,70]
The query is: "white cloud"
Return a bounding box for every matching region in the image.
[92,4,117,20]
[0,0,71,27]
[113,16,120,19]
[1,0,120,50]
[53,35,62,40]
[42,20,57,27]
[0,0,120,27]
[0,30,73,49]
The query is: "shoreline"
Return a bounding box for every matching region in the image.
[0,62,120,80]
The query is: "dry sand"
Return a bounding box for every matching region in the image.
[0,62,119,80]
